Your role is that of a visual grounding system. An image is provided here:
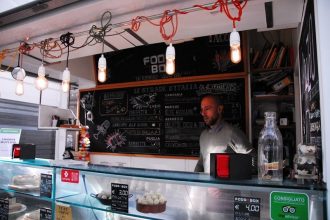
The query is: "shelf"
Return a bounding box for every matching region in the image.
[56,192,231,220]
[60,164,324,191]
[0,186,53,202]
[253,95,294,102]
[38,105,77,129]
[37,127,81,131]
[254,123,296,129]
[251,66,293,74]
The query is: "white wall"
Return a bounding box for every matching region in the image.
[0,70,68,108]
[314,0,330,218]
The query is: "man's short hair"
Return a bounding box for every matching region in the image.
[200,93,223,105]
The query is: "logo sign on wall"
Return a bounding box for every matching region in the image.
[270,191,308,220]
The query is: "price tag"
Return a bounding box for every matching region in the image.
[111,183,129,213]
[0,198,9,220]
[55,204,72,220]
[61,169,79,183]
[40,207,52,220]
[40,173,53,198]
[234,196,260,220]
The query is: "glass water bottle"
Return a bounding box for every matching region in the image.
[258,112,283,182]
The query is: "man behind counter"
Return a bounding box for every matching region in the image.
[194,94,252,173]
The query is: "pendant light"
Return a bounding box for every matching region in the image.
[15,79,24,96]
[60,33,74,93]
[11,53,26,96]
[35,41,48,90]
[230,28,241,64]
[165,43,175,75]
[98,54,107,83]
[96,11,112,83]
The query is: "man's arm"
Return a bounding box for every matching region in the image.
[194,153,204,172]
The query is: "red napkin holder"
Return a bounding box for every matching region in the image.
[210,153,251,180]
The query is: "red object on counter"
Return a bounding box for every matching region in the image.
[12,144,21,158]
[216,154,230,178]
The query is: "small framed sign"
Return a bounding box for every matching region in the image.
[111,183,129,213]
[40,173,53,198]
[234,196,260,220]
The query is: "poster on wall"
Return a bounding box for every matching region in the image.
[299,0,322,157]
[0,128,21,157]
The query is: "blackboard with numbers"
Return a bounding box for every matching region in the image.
[79,75,248,156]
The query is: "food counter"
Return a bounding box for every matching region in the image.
[0,158,325,219]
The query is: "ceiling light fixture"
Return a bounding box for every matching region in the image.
[60,32,74,93]
[11,53,26,96]
[194,0,247,64]
[35,64,48,90]
[35,40,48,90]
[94,11,112,83]
[132,9,184,76]
[98,54,107,82]
[230,28,241,64]
[15,77,24,96]
[166,43,175,75]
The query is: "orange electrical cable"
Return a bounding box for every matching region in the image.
[132,9,187,42]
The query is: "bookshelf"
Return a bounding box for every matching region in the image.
[249,29,297,175]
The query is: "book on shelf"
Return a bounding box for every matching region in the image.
[262,42,276,69]
[252,50,261,66]
[272,46,284,68]
[251,42,294,70]
[272,76,292,91]
[266,47,278,68]
[276,46,287,68]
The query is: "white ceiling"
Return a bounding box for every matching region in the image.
[0,0,304,88]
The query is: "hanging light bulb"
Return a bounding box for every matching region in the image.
[62,67,70,93]
[16,80,24,96]
[166,43,175,75]
[230,28,242,64]
[15,68,26,96]
[98,54,107,82]
[35,64,48,90]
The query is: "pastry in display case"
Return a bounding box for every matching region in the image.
[6,197,27,215]
[294,144,318,180]
[17,209,40,220]
[136,192,167,213]
[8,174,40,191]
[90,191,112,206]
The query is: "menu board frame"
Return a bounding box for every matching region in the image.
[79,73,249,156]
[299,0,322,148]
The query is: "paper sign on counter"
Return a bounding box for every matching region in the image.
[55,204,72,220]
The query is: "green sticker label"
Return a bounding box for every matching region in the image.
[270,191,309,220]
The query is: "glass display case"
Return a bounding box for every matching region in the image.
[0,158,326,220]
[0,158,54,220]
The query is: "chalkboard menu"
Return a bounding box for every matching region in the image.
[80,76,247,156]
[299,0,321,148]
[96,33,244,84]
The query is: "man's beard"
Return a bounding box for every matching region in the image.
[204,115,219,126]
